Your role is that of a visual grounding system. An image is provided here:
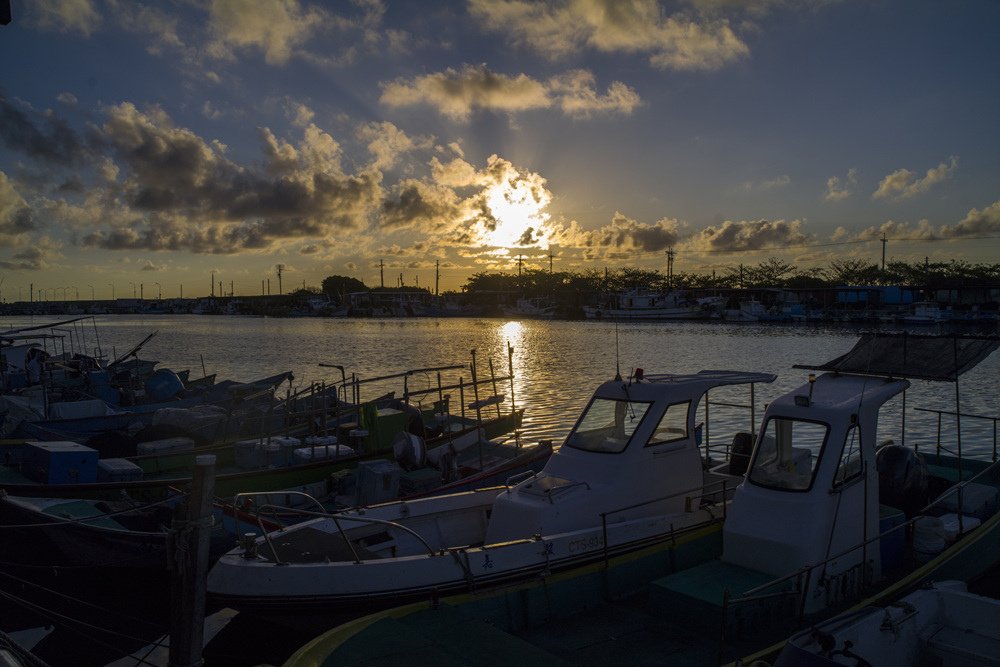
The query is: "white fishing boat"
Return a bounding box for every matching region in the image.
[582,290,704,320]
[207,369,776,611]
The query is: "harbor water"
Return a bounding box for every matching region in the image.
[3,314,996,459]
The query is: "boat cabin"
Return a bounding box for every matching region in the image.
[485,370,775,543]
[722,373,908,613]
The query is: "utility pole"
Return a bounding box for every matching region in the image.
[30,282,33,303]
[881,233,887,273]
[666,248,675,290]
[549,253,554,273]
[230,280,234,297]
[180,284,183,299]
[211,271,215,297]
[261,279,265,296]
[435,260,439,296]
[379,259,384,288]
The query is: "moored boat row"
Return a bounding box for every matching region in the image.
[261,333,1000,666]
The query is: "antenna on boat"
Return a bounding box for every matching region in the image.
[614,321,621,381]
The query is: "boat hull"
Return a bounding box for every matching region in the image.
[206,488,722,613]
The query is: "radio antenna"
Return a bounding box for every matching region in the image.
[614,321,622,381]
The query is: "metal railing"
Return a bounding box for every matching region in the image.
[599,478,732,567]
[914,407,999,462]
[242,493,438,565]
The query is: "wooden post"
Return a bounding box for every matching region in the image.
[169,455,216,667]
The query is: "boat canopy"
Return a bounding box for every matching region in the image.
[793,333,999,381]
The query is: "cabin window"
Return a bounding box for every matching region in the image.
[565,397,652,454]
[834,424,863,488]
[748,418,828,491]
[646,401,690,447]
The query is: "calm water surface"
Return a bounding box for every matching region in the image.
[4,314,997,459]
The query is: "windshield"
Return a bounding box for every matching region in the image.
[748,417,828,491]
[565,397,652,453]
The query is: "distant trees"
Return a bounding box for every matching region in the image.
[456,257,1000,295]
[321,275,367,298]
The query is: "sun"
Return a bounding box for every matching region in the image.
[482,180,551,249]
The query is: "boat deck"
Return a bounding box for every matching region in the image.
[262,525,383,563]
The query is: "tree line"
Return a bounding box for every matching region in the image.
[320,257,1000,303]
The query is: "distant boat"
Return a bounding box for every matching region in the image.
[583,290,704,320]
[502,297,557,319]
[903,301,946,324]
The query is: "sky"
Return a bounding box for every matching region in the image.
[1,0,999,300]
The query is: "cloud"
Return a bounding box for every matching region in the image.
[832,202,1000,243]
[0,236,61,271]
[824,168,857,202]
[942,201,1000,238]
[379,64,639,121]
[72,103,383,252]
[380,179,462,231]
[588,212,682,253]
[873,156,958,200]
[23,0,101,37]
[469,0,749,71]
[206,0,330,65]
[380,65,549,121]
[547,70,643,117]
[204,0,390,68]
[357,121,432,171]
[540,212,682,259]
[0,95,91,165]
[686,218,811,251]
[114,2,186,55]
[0,173,37,241]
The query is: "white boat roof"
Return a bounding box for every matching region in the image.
[593,370,776,402]
[768,372,909,416]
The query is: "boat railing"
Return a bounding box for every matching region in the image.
[319,348,518,422]
[244,497,438,565]
[598,478,732,567]
[721,456,1000,637]
[504,470,538,489]
[914,407,999,461]
[230,490,328,538]
[700,382,764,466]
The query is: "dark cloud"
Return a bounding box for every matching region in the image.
[380,180,461,230]
[78,104,385,252]
[0,245,46,270]
[686,218,810,252]
[1,207,35,237]
[586,212,682,252]
[0,94,90,165]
